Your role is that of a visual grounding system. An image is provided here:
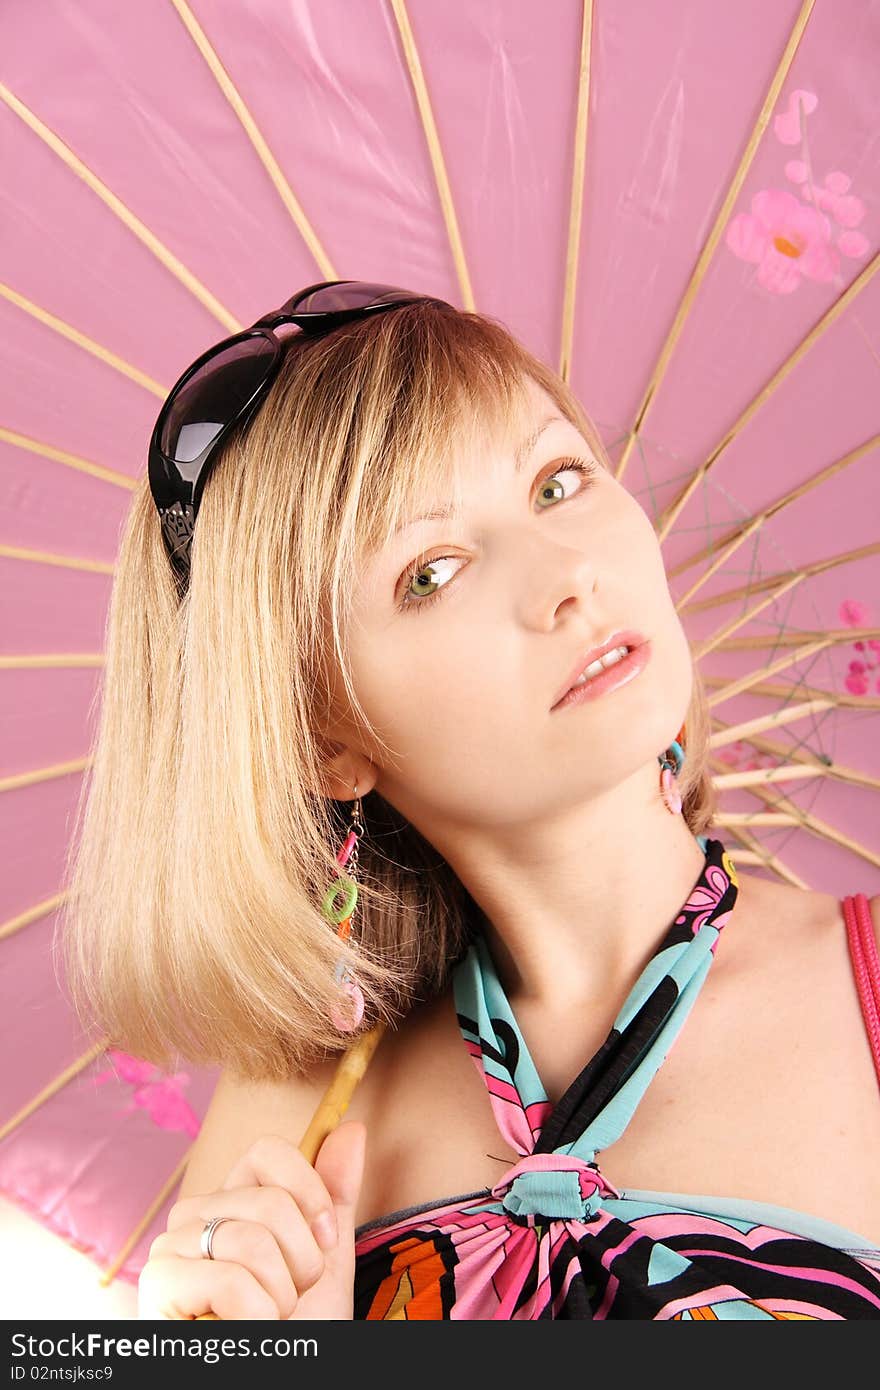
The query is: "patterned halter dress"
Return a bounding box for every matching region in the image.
[353,835,880,1318]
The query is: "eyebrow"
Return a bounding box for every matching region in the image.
[514,415,567,470]
[390,414,568,537]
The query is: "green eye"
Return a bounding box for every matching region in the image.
[397,456,598,614]
[531,461,595,511]
[401,556,458,609]
[538,473,574,507]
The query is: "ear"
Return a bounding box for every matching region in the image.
[310,735,379,803]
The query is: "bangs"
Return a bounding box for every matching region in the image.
[353,331,540,566]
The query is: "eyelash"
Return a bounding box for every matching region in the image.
[396,456,599,615]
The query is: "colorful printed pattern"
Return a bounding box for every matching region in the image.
[353,836,880,1319]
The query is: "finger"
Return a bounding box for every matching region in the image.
[223,1133,339,1234]
[137,1254,280,1321]
[149,1219,303,1320]
[290,1122,366,1317]
[163,1191,327,1295]
[312,1121,367,1212]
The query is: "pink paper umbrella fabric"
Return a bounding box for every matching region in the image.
[1,0,878,1298]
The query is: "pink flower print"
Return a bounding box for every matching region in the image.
[124,1075,201,1138]
[93,1049,157,1087]
[838,600,876,696]
[840,598,870,627]
[837,231,870,258]
[675,863,731,934]
[774,89,819,144]
[726,189,838,293]
[814,187,866,229]
[846,670,870,696]
[784,170,869,257]
[824,172,852,195]
[92,1049,201,1137]
[715,739,776,773]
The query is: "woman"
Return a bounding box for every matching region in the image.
[58,283,880,1319]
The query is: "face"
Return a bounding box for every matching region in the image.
[325,378,693,835]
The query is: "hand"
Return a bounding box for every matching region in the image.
[137,1123,367,1319]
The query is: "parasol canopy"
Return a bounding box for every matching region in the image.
[0,0,878,1314]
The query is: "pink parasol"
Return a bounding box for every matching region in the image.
[1,0,878,1316]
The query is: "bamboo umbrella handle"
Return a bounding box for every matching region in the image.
[193,1021,386,1321]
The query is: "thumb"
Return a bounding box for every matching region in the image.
[312,1120,367,1218]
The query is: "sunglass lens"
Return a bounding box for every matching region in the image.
[288,282,423,315]
[160,336,277,464]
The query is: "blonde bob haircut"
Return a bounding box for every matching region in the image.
[56,302,718,1083]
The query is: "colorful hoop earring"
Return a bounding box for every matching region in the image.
[658,721,686,815]
[320,782,366,1032]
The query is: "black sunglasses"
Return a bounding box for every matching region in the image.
[147,279,455,590]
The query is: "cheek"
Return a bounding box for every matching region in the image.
[354,623,503,783]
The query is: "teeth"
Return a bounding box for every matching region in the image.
[572,645,630,686]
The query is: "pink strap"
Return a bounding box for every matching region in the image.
[842,893,880,1092]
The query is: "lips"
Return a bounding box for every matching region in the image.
[551,630,647,709]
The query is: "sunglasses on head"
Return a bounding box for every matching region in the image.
[147,279,455,590]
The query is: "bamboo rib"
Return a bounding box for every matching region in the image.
[0,285,168,398]
[700,627,880,717]
[726,851,806,882]
[682,541,880,618]
[713,823,810,887]
[0,79,240,332]
[98,1147,195,1288]
[0,890,68,942]
[708,698,835,747]
[667,433,880,584]
[0,757,91,795]
[711,717,880,794]
[709,756,880,871]
[688,543,880,664]
[689,571,806,660]
[714,748,880,796]
[0,543,114,575]
[0,426,138,492]
[654,250,880,542]
[703,636,831,707]
[713,763,835,791]
[715,811,800,826]
[168,0,336,282]
[0,1039,109,1144]
[709,627,880,651]
[558,0,594,385]
[703,671,880,711]
[711,728,878,795]
[389,0,475,311]
[0,654,104,670]
[672,513,765,610]
[614,0,816,484]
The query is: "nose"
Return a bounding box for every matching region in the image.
[520,540,598,630]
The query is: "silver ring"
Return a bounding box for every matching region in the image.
[200,1215,233,1260]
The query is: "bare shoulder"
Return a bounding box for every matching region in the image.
[720,868,878,1061]
[724,867,868,959]
[173,989,458,1217]
[178,1051,350,1200]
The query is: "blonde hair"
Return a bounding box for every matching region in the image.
[56,302,718,1082]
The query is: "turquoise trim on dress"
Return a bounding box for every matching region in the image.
[613,1188,880,1255]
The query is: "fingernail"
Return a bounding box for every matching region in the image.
[313,1209,338,1250]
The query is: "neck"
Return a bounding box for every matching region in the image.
[437,760,709,1012]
